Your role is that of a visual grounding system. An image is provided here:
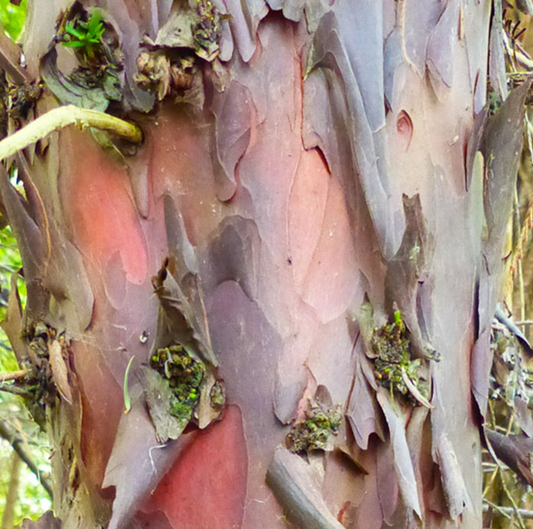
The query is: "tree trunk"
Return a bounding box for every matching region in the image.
[0,1,526,529]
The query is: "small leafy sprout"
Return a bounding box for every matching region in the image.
[63,9,105,60]
[286,402,342,453]
[393,307,403,329]
[53,4,125,111]
[371,308,432,407]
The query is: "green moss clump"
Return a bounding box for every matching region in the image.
[286,404,342,453]
[150,345,205,421]
[169,400,193,422]
[371,311,429,406]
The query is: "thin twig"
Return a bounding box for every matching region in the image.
[0,384,32,397]
[0,341,12,352]
[512,189,526,324]
[0,418,52,498]
[483,401,499,497]
[484,499,513,521]
[0,105,142,163]
[0,369,28,383]
[484,501,533,520]
[484,435,527,529]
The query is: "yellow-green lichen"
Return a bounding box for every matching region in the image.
[286,404,342,453]
[150,345,205,423]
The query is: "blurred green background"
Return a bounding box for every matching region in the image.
[0,0,25,42]
[0,2,52,527]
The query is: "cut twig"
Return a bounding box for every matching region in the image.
[0,369,28,383]
[0,104,142,163]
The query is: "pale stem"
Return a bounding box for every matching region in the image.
[0,105,142,162]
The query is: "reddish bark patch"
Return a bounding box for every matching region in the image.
[62,129,148,285]
[73,340,123,493]
[142,405,248,529]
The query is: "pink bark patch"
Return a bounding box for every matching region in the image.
[143,406,248,529]
[62,130,148,285]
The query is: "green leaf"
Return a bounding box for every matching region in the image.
[62,41,86,48]
[123,355,135,414]
[64,24,84,39]
[87,10,103,36]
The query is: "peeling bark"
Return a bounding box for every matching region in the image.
[0,0,524,528]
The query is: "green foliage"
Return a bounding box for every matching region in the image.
[0,225,23,370]
[49,5,123,116]
[62,9,105,60]
[0,0,26,42]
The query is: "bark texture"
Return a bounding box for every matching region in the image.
[0,1,526,529]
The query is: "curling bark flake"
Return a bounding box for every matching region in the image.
[0,0,525,528]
